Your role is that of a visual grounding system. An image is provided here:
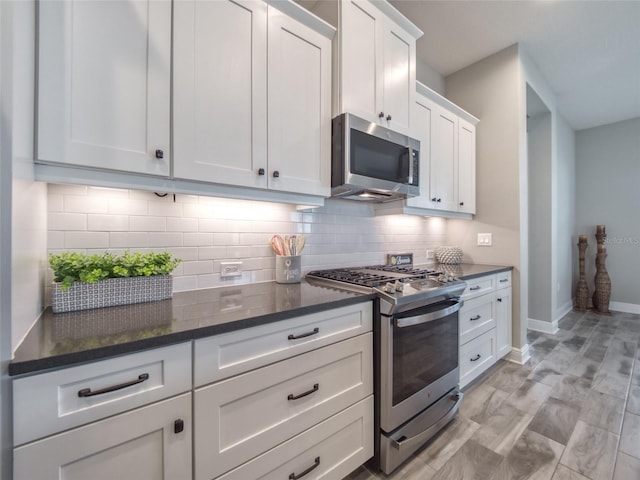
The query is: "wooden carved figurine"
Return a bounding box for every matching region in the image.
[592,225,611,314]
[575,235,589,311]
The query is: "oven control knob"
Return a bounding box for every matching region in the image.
[383,282,396,293]
[394,281,405,292]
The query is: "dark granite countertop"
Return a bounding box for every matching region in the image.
[437,263,513,280]
[10,280,374,377]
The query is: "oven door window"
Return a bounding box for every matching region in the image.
[392,304,459,406]
[350,129,410,183]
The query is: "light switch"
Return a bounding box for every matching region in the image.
[477,233,492,246]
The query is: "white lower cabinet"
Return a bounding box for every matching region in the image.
[217,396,373,480]
[194,333,373,479]
[459,271,513,388]
[13,393,192,480]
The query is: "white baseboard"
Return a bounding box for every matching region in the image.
[507,344,530,365]
[554,301,574,323]
[527,318,559,334]
[610,302,640,315]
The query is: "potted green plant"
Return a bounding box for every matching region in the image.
[49,251,181,313]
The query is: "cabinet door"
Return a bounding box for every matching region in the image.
[173,0,268,188]
[267,6,331,196]
[340,0,383,125]
[496,287,512,359]
[406,93,434,209]
[38,0,170,175]
[14,394,191,480]
[430,106,458,211]
[458,118,476,214]
[381,17,416,134]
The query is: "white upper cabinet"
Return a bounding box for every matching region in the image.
[267,7,332,196]
[37,0,171,176]
[457,117,477,214]
[315,0,422,135]
[173,0,268,189]
[388,82,478,218]
[174,0,332,197]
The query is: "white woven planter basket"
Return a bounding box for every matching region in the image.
[51,275,173,313]
[435,246,463,265]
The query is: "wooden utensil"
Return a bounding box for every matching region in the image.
[270,235,286,256]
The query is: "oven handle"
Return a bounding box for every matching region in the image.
[395,300,462,328]
[391,391,463,451]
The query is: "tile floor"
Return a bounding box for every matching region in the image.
[344,309,640,480]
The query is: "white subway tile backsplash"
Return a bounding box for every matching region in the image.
[47,184,448,296]
[109,232,149,248]
[148,232,183,247]
[167,217,198,232]
[130,215,166,232]
[182,260,214,276]
[49,212,87,231]
[65,231,109,249]
[88,214,129,232]
[64,195,108,214]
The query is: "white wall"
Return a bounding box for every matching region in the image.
[575,117,640,312]
[444,45,526,357]
[527,109,553,324]
[46,184,448,299]
[556,115,576,318]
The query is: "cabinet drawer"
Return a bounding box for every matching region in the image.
[461,275,495,300]
[459,328,497,388]
[194,333,373,479]
[194,301,372,386]
[218,396,373,480]
[459,292,496,345]
[496,271,512,289]
[13,342,192,446]
[14,393,192,480]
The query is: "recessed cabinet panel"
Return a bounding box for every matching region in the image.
[458,118,476,214]
[173,0,268,188]
[341,0,380,121]
[382,25,412,132]
[267,7,331,196]
[496,286,513,359]
[38,0,170,175]
[430,108,458,211]
[14,394,192,480]
[406,96,433,209]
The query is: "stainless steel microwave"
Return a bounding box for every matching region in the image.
[331,113,420,202]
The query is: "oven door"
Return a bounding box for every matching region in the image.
[380,298,462,433]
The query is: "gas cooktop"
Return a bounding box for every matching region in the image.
[306,265,466,314]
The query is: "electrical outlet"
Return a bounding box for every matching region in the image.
[221,261,243,277]
[426,250,435,260]
[477,233,493,246]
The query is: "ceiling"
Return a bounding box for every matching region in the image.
[298,1,640,131]
[388,0,640,131]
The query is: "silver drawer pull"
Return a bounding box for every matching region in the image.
[469,286,481,291]
[470,315,481,321]
[289,457,320,480]
[78,373,149,398]
[470,354,481,362]
[287,383,319,401]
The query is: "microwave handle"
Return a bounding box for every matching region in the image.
[407,146,415,185]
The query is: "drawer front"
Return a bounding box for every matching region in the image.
[459,329,497,388]
[218,396,374,480]
[461,275,495,300]
[459,292,496,345]
[13,342,192,446]
[194,333,373,480]
[496,271,512,289]
[14,393,192,480]
[194,301,372,386]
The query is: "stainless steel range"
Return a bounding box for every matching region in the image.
[306,265,466,474]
